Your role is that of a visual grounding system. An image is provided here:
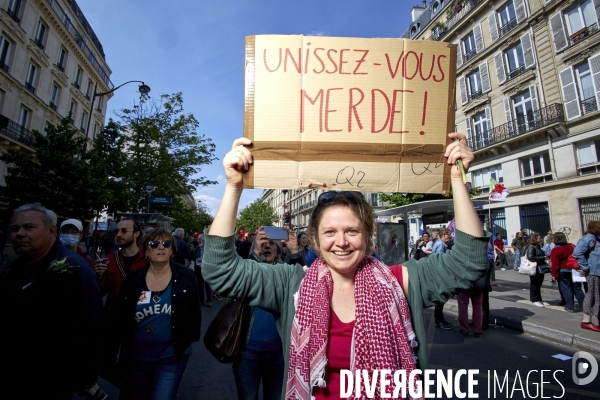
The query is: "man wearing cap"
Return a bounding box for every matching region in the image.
[0,203,104,399]
[59,218,94,270]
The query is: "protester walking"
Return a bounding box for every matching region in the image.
[551,232,584,313]
[525,233,550,307]
[573,221,600,332]
[113,228,201,400]
[511,231,524,271]
[202,134,488,398]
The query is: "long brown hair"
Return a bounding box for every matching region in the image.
[526,232,541,247]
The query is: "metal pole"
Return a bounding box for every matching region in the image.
[148,195,150,214]
[90,212,100,257]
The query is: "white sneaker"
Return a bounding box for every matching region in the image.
[532,301,544,308]
[500,268,506,271]
[542,302,551,306]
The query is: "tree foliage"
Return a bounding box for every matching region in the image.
[117,93,217,213]
[379,186,479,208]
[0,116,98,219]
[237,199,275,232]
[169,197,214,233]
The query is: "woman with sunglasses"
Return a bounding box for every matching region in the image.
[203,133,487,399]
[112,229,201,400]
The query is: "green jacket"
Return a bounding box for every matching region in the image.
[203,229,488,394]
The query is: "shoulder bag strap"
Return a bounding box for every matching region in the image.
[114,251,127,279]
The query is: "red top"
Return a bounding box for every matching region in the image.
[99,246,146,316]
[75,246,95,271]
[313,265,405,400]
[550,243,576,279]
[494,239,504,251]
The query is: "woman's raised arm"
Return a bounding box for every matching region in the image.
[209,138,253,237]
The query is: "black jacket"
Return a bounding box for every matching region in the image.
[526,244,547,265]
[174,236,192,264]
[0,240,103,395]
[113,261,201,369]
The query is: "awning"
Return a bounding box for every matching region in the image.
[374,199,489,217]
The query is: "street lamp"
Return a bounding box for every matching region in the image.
[81,80,151,154]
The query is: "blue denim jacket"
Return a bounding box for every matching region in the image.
[573,233,600,276]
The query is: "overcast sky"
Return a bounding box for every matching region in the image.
[77,0,414,215]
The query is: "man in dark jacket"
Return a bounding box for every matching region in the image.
[173,227,191,265]
[0,203,104,399]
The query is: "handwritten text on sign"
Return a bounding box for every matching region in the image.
[245,35,456,193]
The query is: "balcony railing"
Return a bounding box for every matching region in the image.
[447,0,484,31]
[6,8,19,23]
[428,27,448,41]
[464,48,477,62]
[74,81,80,89]
[569,23,599,46]
[468,103,564,151]
[0,114,35,147]
[507,65,526,81]
[469,89,483,101]
[581,97,598,115]
[56,63,64,72]
[44,0,113,89]
[34,38,44,50]
[499,18,518,37]
[24,82,35,94]
[49,102,57,111]
[0,61,8,72]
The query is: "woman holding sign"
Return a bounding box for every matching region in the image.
[203,133,488,399]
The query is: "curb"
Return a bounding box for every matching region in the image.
[444,299,600,354]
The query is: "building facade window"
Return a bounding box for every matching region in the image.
[50,83,59,110]
[57,47,67,71]
[494,31,536,85]
[520,153,553,186]
[80,112,87,132]
[498,2,518,35]
[18,105,28,128]
[74,67,82,88]
[7,0,22,22]
[565,0,597,36]
[34,21,46,49]
[472,112,488,136]
[575,139,600,175]
[467,70,482,100]
[0,35,11,72]
[575,62,597,114]
[25,63,36,93]
[86,81,93,99]
[69,101,77,123]
[505,43,525,79]
[512,90,535,131]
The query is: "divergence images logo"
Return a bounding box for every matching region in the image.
[572,351,598,385]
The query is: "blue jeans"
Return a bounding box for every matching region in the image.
[131,354,190,400]
[558,270,585,310]
[233,347,284,400]
[514,250,521,269]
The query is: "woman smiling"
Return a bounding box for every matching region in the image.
[203,133,488,399]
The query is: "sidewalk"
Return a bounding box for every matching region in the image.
[443,257,600,353]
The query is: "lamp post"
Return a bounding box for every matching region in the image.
[81,80,151,155]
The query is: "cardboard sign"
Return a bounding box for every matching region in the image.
[244,35,456,194]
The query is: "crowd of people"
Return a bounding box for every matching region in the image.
[1,132,599,400]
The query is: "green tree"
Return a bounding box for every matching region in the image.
[169,197,213,233]
[379,186,480,208]
[237,199,275,232]
[117,93,217,213]
[0,116,97,219]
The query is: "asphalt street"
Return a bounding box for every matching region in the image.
[90,301,600,400]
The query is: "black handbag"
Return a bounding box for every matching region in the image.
[203,300,252,363]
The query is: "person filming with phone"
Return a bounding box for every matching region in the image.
[202,133,488,399]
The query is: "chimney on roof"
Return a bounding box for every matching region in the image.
[411,4,427,22]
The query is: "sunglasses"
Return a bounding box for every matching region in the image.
[317,191,364,206]
[114,228,134,235]
[148,240,173,249]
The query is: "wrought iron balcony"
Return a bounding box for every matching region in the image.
[49,102,57,111]
[499,18,518,37]
[507,65,526,81]
[0,114,35,147]
[56,63,64,72]
[581,97,598,115]
[34,38,44,50]
[427,27,448,41]
[569,23,599,46]
[468,103,564,151]
[447,0,484,31]
[74,81,80,89]
[24,82,35,94]
[464,48,477,62]
[6,8,19,23]
[469,89,483,101]
[0,61,8,72]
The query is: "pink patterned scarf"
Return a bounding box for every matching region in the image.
[285,256,420,399]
